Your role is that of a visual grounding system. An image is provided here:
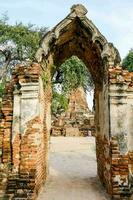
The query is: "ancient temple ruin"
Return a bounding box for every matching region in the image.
[0,4,133,200]
[51,87,95,136]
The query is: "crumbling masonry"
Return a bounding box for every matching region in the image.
[51,87,95,137]
[0,4,133,200]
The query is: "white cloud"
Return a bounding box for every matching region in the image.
[88,4,133,58]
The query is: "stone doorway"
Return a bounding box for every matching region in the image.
[35,4,120,199]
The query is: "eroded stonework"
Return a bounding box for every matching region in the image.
[51,87,95,137]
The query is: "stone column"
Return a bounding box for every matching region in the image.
[109,84,129,198]
[12,82,41,199]
[20,82,39,135]
[12,82,40,173]
[126,88,133,152]
[109,83,128,153]
[126,88,133,189]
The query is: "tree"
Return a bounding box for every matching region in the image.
[0,13,47,82]
[0,82,4,98]
[51,91,69,116]
[51,56,94,115]
[53,56,93,94]
[0,14,93,116]
[0,13,47,98]
[122,49,133,72]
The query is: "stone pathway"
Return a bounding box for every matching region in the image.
[37,137,110,200]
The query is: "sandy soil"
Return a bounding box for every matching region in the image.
[37,137,110,200]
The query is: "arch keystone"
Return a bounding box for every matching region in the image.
[70,4,88,16]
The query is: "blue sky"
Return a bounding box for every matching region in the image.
[0,0,133,59]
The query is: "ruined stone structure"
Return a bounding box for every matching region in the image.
[0,4,133,200]
[51,87,95,136]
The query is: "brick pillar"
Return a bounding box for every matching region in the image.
[109,69,133,199]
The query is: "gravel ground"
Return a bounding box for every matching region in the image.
[37,137,110,200]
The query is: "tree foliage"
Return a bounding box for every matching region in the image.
[122,49,133,72]
[51,91,69,116]
[0,82,4,98]
[53,56,93,94]
[0,13,47,82]
[51,56,94,115]
[0,14,93,116]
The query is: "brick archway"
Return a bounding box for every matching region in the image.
[0,4,133,200]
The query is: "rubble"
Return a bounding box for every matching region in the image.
[51,87,95,137]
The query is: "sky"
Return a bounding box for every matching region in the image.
[0,0,133,109]
[0,0,133,59]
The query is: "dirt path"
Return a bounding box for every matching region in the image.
[37,137,110,200]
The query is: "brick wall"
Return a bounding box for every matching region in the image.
[0,63,50,199]
[0,64,133,199]
[96,135,112,195]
